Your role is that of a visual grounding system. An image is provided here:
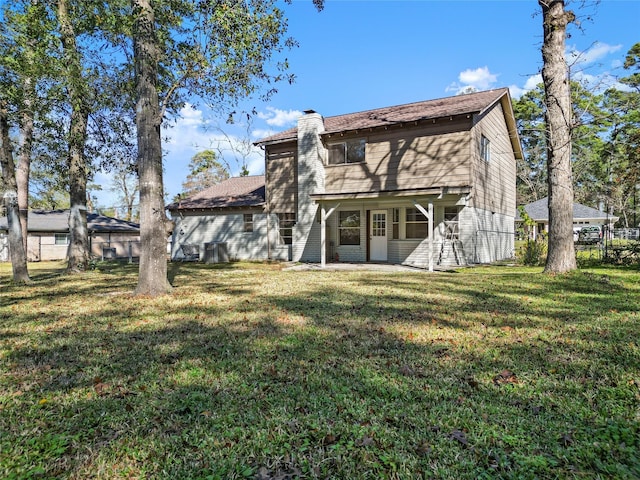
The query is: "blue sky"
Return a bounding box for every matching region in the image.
[93,0,640,210]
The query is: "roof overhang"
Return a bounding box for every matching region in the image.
[310,186,471,202]
[497,91,524,161]
[167,203,266,213]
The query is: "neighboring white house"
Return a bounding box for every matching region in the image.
[169,89,523,269]
[516,197,619,240]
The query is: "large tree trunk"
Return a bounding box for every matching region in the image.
[539,0,577,274]
[17,76,34,256]
[132,0,171,296]
[1,100,31,284]
[58,0,90,273]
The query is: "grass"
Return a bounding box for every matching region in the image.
[1,261,639,479]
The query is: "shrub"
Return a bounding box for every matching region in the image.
[518,239,547,266]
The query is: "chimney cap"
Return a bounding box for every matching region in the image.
[303,109,316,114]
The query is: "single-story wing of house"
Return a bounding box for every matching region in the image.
[0,210,140,262]
[166,175,272,262]
[516,197,619,240]
[168,88,523,269]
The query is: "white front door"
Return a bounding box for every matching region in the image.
[370,210,388,262]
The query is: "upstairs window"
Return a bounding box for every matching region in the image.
[480,135,490,162]
[328,139,366,165]
[277,213,295,245]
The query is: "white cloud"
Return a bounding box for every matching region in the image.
[257,107,302,127]
[170,103,207,129]
[446,66,500,94]
[252,128,279,141]
[523,74,543,92]
[161,106,264,199]
[459,66,499,90]
[508,85,526,100]
[567,42,622,68]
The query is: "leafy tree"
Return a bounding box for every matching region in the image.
[538,0,577,273]
[181,150,229,197]
[131,0,323,296]
[1,0,58,255]
[0,99,30,283]
[110,165,139,221]
[602,43,640,227]
[513,81,609,207]
[513,87,548,204]
[2,0,135,273]
[57,0,92,273]
[28,164,70,209]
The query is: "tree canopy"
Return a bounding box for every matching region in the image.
[180,150,230,198]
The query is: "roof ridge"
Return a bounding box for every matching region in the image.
[322,87,508,121]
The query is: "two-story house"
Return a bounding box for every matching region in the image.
[167,88,523,269]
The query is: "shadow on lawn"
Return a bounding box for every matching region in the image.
[2,265,639,478]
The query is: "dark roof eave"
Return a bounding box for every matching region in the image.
[310,186,472,201]
[320,112,478,139]
[167,202,266,212]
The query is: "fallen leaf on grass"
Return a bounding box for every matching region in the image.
[559,432,574,447]
[416,441,432,456]
[322,434,339,446]
[94,382,110,396]
[356,434,375,447]
[493,369,518,385]
[399,364,426,377]
[449,429,469,446]
[399,364,415,376]
[464,376,479,389]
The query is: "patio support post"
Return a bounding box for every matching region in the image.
[429,202,434,272]
[321,204,326,267]
[320,203,340,268]
[412,200,434,272]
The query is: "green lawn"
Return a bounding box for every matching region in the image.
[1,261,639,479]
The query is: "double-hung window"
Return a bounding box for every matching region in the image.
[338,211,361,245]
[328,139,366,165]
[405,207,428,239]
[243,214,254,233]
[277,213,295,245]
[480,135,490,162]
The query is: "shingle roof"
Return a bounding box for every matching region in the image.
[0,210,140,233]
[166,175,266,211]
[517,197,619,222]
[256,88,510,145]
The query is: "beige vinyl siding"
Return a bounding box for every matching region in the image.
[90,233,141,259]
[324,119,473,194]
[470,102,517,216]
[31,235,67,261]
[21,232,140,261]
[265,142,298,213]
